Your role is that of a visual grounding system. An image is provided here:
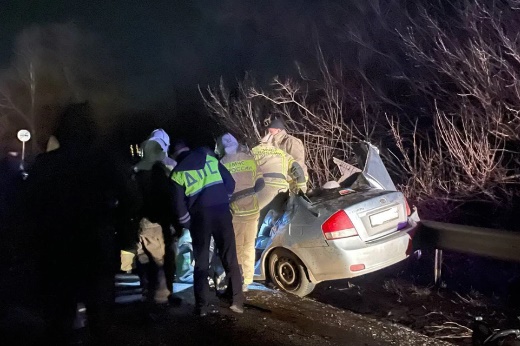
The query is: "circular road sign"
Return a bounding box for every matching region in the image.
[17,129,31,142]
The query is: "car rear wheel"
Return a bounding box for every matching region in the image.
[268,248,315,297]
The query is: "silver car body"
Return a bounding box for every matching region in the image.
[254,142,419,284]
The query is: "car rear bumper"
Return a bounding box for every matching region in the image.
[296,225,417,283]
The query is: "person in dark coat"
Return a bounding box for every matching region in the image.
[169,140,244,316]
[7,102,119,344]
[124,130,180,304]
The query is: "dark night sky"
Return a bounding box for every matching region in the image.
[0,0,329,106]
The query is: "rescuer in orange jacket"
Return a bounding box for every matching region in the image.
[262,117,308,192]
[252,137,305,229]
[216,133,265,291]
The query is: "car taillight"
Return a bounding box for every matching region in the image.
[405,198,411,216]
[322,210,358,240]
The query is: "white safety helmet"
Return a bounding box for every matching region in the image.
[149,128,170,154]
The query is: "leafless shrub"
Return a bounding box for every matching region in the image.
[202,0,520,219]
[248,76,355,188]
[199,75,264,147]
[202,48,384,188]
[389,0,520,206]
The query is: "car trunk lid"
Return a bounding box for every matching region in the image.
[309,189,408,242]
[343,191,408,241]
[301,141,410,242]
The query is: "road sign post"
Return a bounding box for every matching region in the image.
[17,129,31,170]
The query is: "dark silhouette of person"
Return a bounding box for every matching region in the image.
[1,102,119,345]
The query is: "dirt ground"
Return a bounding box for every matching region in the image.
[72,249,520,346]
[97,283,450,346]
[310,251,520,345]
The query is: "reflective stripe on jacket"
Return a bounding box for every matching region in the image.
[267,130,308,188]
[221,151,262,217]
[252,144,295,189]
[171,155,223,197]
[169,151,235,229]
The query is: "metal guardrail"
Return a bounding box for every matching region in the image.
[417,220,520,262]
[416,220,520,283]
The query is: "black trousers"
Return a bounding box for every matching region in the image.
[191,204,244,308]
[42,225,116,345]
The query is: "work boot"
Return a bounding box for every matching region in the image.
[229,303,244,314]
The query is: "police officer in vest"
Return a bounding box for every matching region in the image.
[216,133,265,292]
[169,140,245,316]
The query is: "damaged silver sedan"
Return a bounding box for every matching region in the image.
[254,142,420,297]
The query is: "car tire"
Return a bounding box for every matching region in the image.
[268,248,315,297]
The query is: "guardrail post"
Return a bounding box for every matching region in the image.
[434,249,443,285]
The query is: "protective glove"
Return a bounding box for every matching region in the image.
[120,250,135,273]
